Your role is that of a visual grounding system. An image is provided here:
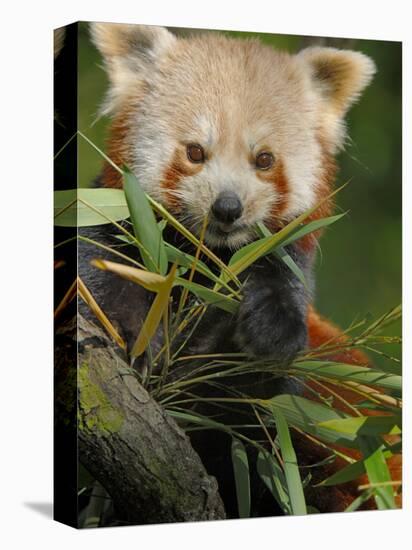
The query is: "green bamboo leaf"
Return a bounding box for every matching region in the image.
[254,223,308,288]
[317,415,401,436]
[280,213,347,248]
[318,458,366,486]
[91,255,238,314]
[165,243,229,289]
[166,409,231,432]
[176,279,239,314]
[264,394,357,447]
[54,188,130,227]
[131,264,177,357]
[272,407,307,515]
[227,234,274,276]
[275,247,308,289]
[227,183,348,278]
[255,224,308,288]
[359,304,402,337]
[344,489,375,512]
[114,230,239,296]
[291,361,402,394]
[123,168,168,275]
[319,446,397,487]
[256,450,291,514]
[231,438,251,518]
[147,194,241,287]
[256,213,345,251]
[359,437,396,509]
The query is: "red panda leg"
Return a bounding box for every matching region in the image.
[307,305,369,366]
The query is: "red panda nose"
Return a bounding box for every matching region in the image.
[211,191,243,224]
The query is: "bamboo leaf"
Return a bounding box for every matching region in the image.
[359,304,402,337]
[359,437,396,510]
[176,279,239,314]
[54,277,77,320]
[291,361,402,394]
[114,227,239,295]
[166,409,232,432]
[255,224,308,288]
[54,188,130,227]
[165,242,233,290]
[318,458,366,486]
[77,277,126,350]
[256,450,291,514]
[272,407,307,515]
[256,213,345,251]
[123,168,168,275]
[231,438,251,518]
[344,489,375,512]
[317,415,401,436]
[264,394,356,447]
[91,257,238,313]
[131,264,177,358]
[318,447,398,488]
[227,183,348,278]
[280,213,347,248]
[91,259,167,293]
[274,247,308,289]
[147,194,241,287]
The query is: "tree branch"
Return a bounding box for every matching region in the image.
[55,314,226,525]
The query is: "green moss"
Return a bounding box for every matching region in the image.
[78,362,124,435]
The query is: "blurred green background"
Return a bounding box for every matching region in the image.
[77,23,402,359]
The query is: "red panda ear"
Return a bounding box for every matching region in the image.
[90,23,176,114]
[298,46,376,116]
[90,23,176,61]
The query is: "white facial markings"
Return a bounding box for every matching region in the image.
[130,106,176,201]
[190,114,217,149]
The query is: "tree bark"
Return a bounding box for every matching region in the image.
[55,314,226,525]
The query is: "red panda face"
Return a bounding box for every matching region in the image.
[132,80,321,248]
[91,24,375,249]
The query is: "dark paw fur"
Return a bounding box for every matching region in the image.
[234,286,307,363]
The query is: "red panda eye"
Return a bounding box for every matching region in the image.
[187,144,205,163]
[256,152,274,170]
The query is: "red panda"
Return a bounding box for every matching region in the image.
[88,22,376,363]
[79,23,400,517]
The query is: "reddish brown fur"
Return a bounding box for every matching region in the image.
[307,305,369,367]
[263,146,337,254]
[160,147,203,211]
[258,157,290,219]
[100,104,137,188]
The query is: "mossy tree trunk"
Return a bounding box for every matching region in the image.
[55,315,225,525]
